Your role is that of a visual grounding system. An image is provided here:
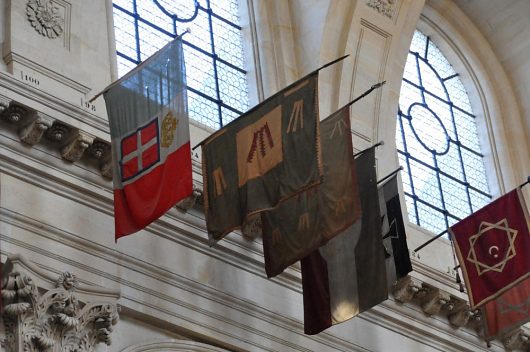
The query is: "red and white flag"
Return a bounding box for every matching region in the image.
[103,37,192,240]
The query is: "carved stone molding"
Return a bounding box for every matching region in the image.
[19,112,54,145]
[26,0,64,39]
[60,131,94,162]
[1,254,120,352]
[366,0,396,19]
[0,95,113,179]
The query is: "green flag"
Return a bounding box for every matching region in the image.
[202,72,322,243]
[261,105,361,278]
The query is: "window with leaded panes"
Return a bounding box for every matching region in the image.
[396,30,492,235]
[112,0,249,129]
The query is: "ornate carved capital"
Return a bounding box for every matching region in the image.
[60,131,94,162]
[19,112,54,145]
[1,254,120,352]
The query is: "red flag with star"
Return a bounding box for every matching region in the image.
[450,188,530,309]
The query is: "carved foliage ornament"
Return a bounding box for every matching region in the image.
[26,0,64,39]
[1,271,119,352]
[366,0,396,19]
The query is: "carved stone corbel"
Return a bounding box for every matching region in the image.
[176,187,203,211]
[447,298,472,327]
[391,275,421,303]
[19,112,54,145]
[419,283,451,315]
[61,131,95,162]
[1,254,120,352]
[502,329,527,351]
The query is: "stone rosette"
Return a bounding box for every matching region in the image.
[26,0,64,39]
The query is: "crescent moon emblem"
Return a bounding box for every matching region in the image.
[489,246,499,258]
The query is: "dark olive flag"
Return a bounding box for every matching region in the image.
[450,188,530,309]
[379,174,413,287]
[201,72,322,243]
[261,106,361,278]
[300,148,388,335]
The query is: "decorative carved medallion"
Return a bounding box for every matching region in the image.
[366,0,396,19]
[1,265,119,352]
[26,0,65,39]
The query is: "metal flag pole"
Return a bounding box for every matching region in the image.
[377,166,403,185]
[353,140,384,158]
[414,175,530,253]
[191,55,352,151]
[88,28,191,103]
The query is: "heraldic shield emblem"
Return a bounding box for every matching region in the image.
[161,111,178,148]
[450,188,530,309]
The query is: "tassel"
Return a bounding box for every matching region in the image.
[455,272,465,292]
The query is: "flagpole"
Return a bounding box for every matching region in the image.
[88,28,191,103]
[377,166,403,185]
[414,229,447,252]
[353,140,384,158]
[192,55,351,151]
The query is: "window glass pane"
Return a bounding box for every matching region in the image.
[112,0,249,129]
[396,29,492,234]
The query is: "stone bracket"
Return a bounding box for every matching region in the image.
[392,275,421,303]
[419,282,451,316]
[19,111,54,145]
[60,130,95,162]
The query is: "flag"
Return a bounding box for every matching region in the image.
[450,188,530,309]
[300,148,388,335]
[260,106,361,278]
[103,37,192,240]
[378,174,412,287]
[202,72,321,243]
[483,277,530,340]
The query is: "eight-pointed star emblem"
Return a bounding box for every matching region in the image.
[466,219,518,276]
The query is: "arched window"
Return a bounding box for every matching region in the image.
[396,30,492,234]
[112,0,249,129]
